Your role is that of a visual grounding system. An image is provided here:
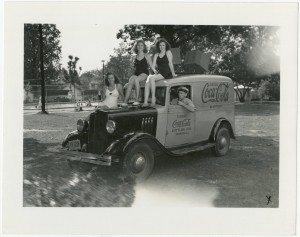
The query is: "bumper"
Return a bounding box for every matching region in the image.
[60,149,120,166]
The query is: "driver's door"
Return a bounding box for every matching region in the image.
[165,85,195,148]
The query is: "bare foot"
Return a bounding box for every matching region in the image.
[151,98,156,107]
[142,103,149,107]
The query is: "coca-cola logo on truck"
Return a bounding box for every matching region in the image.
[201,82,229,103]
[172,119,191,128]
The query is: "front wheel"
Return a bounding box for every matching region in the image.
[211,125,231,157]
[123,143,154,180]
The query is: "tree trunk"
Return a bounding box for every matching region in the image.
[241,82,253,103]
[235,83,242,103]
[39,24,48,114]
[239,86,248,102]
[74,83,76,103]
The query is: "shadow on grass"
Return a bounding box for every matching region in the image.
[23,138,135,207]
[46,113,70,117]
[212,135,279,208]
[146,135,279,208]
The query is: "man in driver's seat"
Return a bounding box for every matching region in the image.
[170,86,196,112]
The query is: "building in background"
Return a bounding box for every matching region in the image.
[89,78,101,90]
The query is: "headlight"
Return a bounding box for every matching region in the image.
[106,120,116,134]
[77,119,84,132]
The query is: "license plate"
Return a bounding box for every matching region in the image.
[68,140,81,151]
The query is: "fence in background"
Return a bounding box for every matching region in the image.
[24,79,99,105]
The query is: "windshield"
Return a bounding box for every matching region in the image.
[140,87,166,106]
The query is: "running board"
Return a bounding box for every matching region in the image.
[169,143,215,156]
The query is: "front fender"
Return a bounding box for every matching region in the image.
[104,132,162,156]
[62,130,88,147]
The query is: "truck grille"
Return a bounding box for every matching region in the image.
[141,116,155,134]
[87,112,111,155]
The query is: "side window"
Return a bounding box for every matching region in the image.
[169,85,191,105]
[140,87,166,106]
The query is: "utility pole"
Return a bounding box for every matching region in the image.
[39,24,48,114]
[101,60,105,80]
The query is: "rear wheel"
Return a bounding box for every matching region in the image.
[123,143,154,180]
[211,124,231,156]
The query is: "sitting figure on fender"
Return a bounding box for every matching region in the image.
[97,72,124,109]
[170,86,196,112]
[84,72,124,122]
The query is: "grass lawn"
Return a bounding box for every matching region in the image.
[23,102,279,207]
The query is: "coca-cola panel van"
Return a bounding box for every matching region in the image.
[62,75,235,180]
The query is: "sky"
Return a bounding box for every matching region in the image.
[56,23,125,72]
[56,23,281,75]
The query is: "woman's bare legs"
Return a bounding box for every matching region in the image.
[143,74,164,107]
[123,75,137,103]
[134,73,148,102]
[143,75,151,106]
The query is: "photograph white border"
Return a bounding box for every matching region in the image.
[2,1,298,235]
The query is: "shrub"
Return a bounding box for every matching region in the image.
[257,79,280,101]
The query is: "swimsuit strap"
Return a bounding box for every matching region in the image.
[137,54,145,61]
[107,84,115,92]
[159,51,166,58]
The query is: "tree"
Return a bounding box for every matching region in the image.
[38,24,47,114]
[257,73,280,101]
[105,42,134,84]
[210,26,279,102]
[117,25,222,55]
[117,25,279,102]
[24,24,62,84]
[79,70,103,90]
[264,73,280,100]
[62,55,82,102]
[24,82,32,102]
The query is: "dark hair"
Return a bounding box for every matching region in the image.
[105,72,120,86]
[132,40,148,54]
[156,38,171,53]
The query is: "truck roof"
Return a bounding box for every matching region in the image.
[154,74,233,87]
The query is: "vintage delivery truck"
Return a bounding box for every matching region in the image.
[62,74,235,179]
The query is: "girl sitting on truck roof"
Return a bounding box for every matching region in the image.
[143,38,177,107]
[122,40,153,106]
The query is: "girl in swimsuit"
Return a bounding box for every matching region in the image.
[84,72,124,122]
[143,38,177,107]
[98,72,124,108]
[122,40,153,106]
